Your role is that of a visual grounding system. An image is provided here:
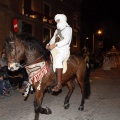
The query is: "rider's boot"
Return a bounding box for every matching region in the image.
[52,68,62,92]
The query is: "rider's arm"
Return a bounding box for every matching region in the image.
[48,30,57,45]
[46,30,57,50]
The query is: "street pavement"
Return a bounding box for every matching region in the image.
[0,66,120,120]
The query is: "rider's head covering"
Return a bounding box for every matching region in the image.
[55,14,67,22]
[54,14,69,29]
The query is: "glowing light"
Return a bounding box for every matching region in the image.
[97,30,102,34]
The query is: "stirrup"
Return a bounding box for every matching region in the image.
[52,84,62,92]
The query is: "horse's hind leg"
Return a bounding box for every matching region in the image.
[76,68,85,111]
[64,80,75,109]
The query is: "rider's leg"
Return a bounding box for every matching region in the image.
[52,68,63,92]
[51,51,66,92]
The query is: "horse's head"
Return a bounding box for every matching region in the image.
[5,32,25,71]
[5,32,50,71]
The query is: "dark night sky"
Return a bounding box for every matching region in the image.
[81,0,120,50]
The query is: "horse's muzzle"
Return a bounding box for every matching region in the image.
[8,62,21,71]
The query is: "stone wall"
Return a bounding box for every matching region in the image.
[0,4,13,51]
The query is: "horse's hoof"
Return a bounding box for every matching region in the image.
[64,103,70,109]
[78,105,84,111]
[46,107,52,114]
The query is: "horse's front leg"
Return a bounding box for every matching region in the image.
[34,89,52,120]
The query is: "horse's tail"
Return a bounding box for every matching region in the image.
[84,62,91,99]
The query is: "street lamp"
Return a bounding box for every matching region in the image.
[97,30,102,34]
[92,30,102,54]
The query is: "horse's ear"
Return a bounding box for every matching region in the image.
[9,31,14,40]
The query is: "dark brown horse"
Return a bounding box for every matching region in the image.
[5,32,90,120]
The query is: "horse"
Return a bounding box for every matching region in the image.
[5,32,90,120]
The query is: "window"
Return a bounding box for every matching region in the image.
[43,27,51,43]
[21,22,32,34]
[43,3,51,17]
[0,0,5,4]
[73,18,78,32]
[43,2,51,23]
[23,0,31,15]
[24,0,31,9]
[73,19,77,29]
[73,36,77,47]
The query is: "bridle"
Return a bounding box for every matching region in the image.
[9,41,17,63]
[8,32,18,64]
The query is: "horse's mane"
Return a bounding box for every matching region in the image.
[16,33,50,61]
[16,33,50,60]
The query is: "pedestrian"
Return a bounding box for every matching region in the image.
[102,54,111,70]
[0,52,8,78]
[8,69,24,92]
[0,73,11,98]
[0,52,8,69]
[0,46,6,55]
[46,14,72,92]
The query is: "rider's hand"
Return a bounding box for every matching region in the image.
[46,44,50,49]
[48,43,57,50]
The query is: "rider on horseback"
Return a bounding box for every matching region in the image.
[46,14,72,92]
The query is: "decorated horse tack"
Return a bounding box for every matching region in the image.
[5,32,90,120]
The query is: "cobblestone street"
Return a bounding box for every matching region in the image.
[0,66,120,120]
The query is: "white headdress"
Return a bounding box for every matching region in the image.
[54,14,69,27]
[55,14,67,22]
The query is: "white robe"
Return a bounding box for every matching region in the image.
[49,26,72,68]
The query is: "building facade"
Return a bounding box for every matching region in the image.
[0,0,82,53]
